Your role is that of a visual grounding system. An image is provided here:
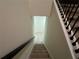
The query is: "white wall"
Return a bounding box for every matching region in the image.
[29,0,53,16]
[0,0,33,58]
[44,3,72,59]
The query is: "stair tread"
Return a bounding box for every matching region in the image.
[30,52,49,58]
[30,58,50,59]
[29,44,50,59]
[34,48,46,50]
[32,50,48,53]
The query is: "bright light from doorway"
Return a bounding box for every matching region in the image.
[33,16,46,44]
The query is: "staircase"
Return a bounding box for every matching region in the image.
[29,44,51,59]
[55,0,79,59]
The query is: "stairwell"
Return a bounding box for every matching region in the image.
[29,44,51,59]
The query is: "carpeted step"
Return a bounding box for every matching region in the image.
[33,48,46,50]
[30,53,49,58]
[29,44,50,59]
[32,50,48,53]
[30,58,50,59]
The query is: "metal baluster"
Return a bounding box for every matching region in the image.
[63,3,72,21]
[72,37,79,46]
[70,27,79,40]
[75,48,79,53]
[68,16,79,34]
[66,5,79,29]
[63,0,69,14]
[59,0,65,18]
[63,4,67,13]
[64,4,76,25]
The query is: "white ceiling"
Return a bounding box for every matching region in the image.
[29,0,53,16]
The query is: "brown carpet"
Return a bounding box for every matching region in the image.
[29,44,51,59]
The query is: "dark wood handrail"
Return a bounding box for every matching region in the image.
[1,36,34,59]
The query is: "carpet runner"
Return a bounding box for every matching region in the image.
[29,44,51,59]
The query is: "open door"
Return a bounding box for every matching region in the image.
[33,16,46,44]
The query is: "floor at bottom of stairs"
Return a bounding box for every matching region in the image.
[29,44,51,59]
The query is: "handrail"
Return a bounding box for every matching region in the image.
[1,37,34,59]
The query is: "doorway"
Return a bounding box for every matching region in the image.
[33,16,46,44]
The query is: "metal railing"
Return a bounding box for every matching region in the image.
[56,0,79,57]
